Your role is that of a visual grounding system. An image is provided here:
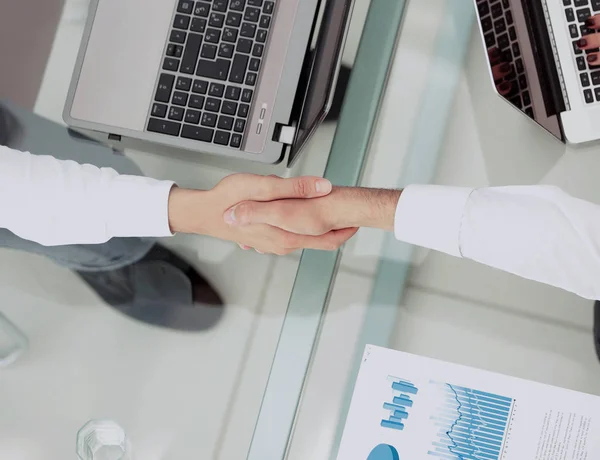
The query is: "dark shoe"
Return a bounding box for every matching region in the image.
[325,64,353,123]
[594,301,600,361]
[77,244,224,332]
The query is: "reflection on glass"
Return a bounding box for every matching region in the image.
[76,420,131,460]
[0,312,28,367]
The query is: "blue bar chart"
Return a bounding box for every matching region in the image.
[380,378,419,431]
[428,382,514,460]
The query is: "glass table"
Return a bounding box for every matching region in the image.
[2,0,600,459]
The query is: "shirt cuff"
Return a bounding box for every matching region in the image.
[105,175,176,238]
[394,184,474,257]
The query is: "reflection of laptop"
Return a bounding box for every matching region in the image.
[474,0,600,143]
[63,0,354,165]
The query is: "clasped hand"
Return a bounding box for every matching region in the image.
[169,173,357,255]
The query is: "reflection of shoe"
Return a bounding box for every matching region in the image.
[595,301,600,362]
[325,64,352,123]
[77,244,224,332]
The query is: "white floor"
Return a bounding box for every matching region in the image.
[2,1,600,460]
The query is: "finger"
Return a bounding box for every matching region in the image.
[586,15,600,29]
[577,34,600,50]
[492,62,511,82]
[238,244,251,250]
[487,47,501,66]
[497,80,512,97]
[290,228,359,252]
[255,249,265,254]
[250,175,332,201]
[588,52,600,66]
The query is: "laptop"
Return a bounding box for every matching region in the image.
[474,0,600,144]
[63,0,353,165]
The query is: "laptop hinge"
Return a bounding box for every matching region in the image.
[273,123,296,145]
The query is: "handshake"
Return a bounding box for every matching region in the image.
[168,173,401,254]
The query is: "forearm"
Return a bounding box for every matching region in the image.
[329,186,402,231]
[0,145,175,246]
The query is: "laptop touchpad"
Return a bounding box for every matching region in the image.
[70,0,176,132]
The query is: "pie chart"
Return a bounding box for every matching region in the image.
[366,444,399,460]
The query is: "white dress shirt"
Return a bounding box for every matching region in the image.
[395,184,600,300]
[0,145,174,246]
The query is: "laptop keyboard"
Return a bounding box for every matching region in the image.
[478,0,534,117]
[147,0,275,149]
[564,0,600,104]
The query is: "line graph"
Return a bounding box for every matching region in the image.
[428,382,514,460]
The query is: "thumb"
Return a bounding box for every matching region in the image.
[224,201,283,227]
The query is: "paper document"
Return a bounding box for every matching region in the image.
[337,345,600,460]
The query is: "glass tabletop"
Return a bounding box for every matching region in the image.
[255,0,600,459]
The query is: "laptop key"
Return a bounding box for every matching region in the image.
[245,72,257,86]
[585,88,595,103]
[191,18,207,33]
[245,7,261,22]
[566,8,575,21]
[237,38,253,54]
[202,112,218,127]
[219,42,235,58]
[595,87,600,100]
[497,33,509,50]
[185,109,201,124]
[197,58,231,80]
[167,44,183,57]
[178,0,194,14]
[577,8,591,22]
[231,0,246,11]
[494,18,506,34]
[214,0,228,12]
[182,124,214,142]
[148,118,181,136]
[522,91,531,107]
[194,2,210,17]
[227,12,243,27]
[206,97,222,112]
[169,106,185,121]
[223,27,239,42]
[573,40,583,55]
[577,56,587,70]
[174,14,191,30]
[491,3,503,18]
[481,16,493,33]
[155,74,175,102]
[170,30,186,43]
[575,0,588,6]
[209,83,225,97]
[512,42,520,57]
[241,22,257,38]
[594,0,600,10]
[230,133,243,148]
[218,115,234,130]
[172,91,189,106]
[525,107,534,117]
[238,103,250,117]
[206,28,221,43]
[192,79,208,94]
[163,57,180,72]
[484,32,495,48]
[151,103,168,118]
[201,44,217,59]
[189,94,205,109]
[215,131,231,146]
[241,88,253,103]
[249,58,260,72]
[222,100,238,115]
[570,24,580,38]
[234,118,246,133]
[252,43,264,57]
[210,13,226,28]
[230,53,249,83]
[515,58,524,73]
[181,33,203,74]
[581,72,591,86]
[248,0,263,6]
[591,70,600,85]
[506,10,513,25]
[259,15,271,28]
[263,1,274,14]
[225,85,241,100]
[477,2,489,16]
[257,29,268,43]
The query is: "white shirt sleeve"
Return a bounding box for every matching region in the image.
[394,183,600,300]
[0,145,175,246]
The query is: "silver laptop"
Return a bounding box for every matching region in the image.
[474,0,600,144]
[63,0,353,165]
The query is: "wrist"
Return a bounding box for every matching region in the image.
[330,187,402,231]
[168,187,214,234]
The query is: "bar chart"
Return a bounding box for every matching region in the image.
[380,378,418,431]
[428,382,514,460]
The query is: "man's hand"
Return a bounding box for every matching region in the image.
[167,174,358,255]
[223,186,402,243]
